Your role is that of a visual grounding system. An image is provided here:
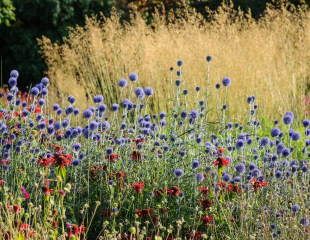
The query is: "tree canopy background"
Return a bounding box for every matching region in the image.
[0,0,307,88]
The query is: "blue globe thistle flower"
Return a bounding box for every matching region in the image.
[177,60,183,67]
[183,89,188,95]
[291,131,300,141]
[73,108,79,115]
[118,78,127,87]
[300,218,309,227]
[53,104,60,111]
[215,83,220,89]
[176,70,182,76]
[106,147,113,155]
[129,72,138,82]
[283,112,294,125]
[222,77,231,87]
[112,103,119,112]
[68,96,75,104]
[181,111,187,118]
[72,160,80,166]
[291,204,300,213]
[236,139,244,149]
[281,148,290,157]
[122,99,133,110]
[233,176,241,182]
[62,119,70,128]
[38,98,45,106]
[159,119,166,126]
[56,108,63,115]
[275,170,282,179]
[302,119,309,128]
[41,77,49,86]
[6,93,14,101]
[235,163,246,174]
[144,87,154,96]
[101,121,110,130]
[98,104,107,113]
[8,77,17,87]
[159,112,166,119]
[306,129,310,136]
[190,110,199,119]
[175,79,181,86]
[173,168,184,178]
[93,95,104,103]
[222,173,230,182]
[72,143,81,152]
[10,69,19,78]
[271,128,281,137]
[83,109,93,119]
[247,96,255,104]
[260,137,270,147]
[192,159,200,169]
[65,106,74,115]
[37,121,46,130]
[206,55,212,62]
[89,121,99,131]
[41,88,48,96]
[196,173,205,182]
[30,87,39,96]
[195,86,200,92]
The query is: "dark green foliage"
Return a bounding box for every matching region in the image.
[0,0,307,88]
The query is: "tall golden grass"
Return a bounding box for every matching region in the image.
[39,2,310,120]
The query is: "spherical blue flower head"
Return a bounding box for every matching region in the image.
[175,79,181,87]
[195,86,200,92]
[283,112,294,125]
[302,119,309,128]
[65,128,72,138]
[98,104,107,113]
[222,173,230,182]
[176,60,183,67]
[41,77,49,86]
[65,106,73,115]
[41,87,48,96]
[275,170,282,178]
[235,163,246,174]
[251,169,261,178]
[306,129,310,136]
[122,99,133,110]
[129,72,138,82]
[190,110,199,119]
[233,176,241,182]
[83,109,93,119]
[106,147,113,155]
[68,96,75,104]
[37,121,46,130]
[176,70,182,76]
[10,69,19,78]
[291,204,300,213]
[101,121,110,130]
[38,98,45,106]
[72,160,80,166]
[56,108,62,115]
[111,103,119,112]
[247,96,255,104]
[89,120,99,131]
[47,126,55,135]
[144,87,154,96]
[30,87,40,96]
[179,111,187,119]
[206,55,212,62]
[236,139,244,149]
[93,95,104,103]
[300,218,309,227]
[196,173,205,182]
[281,148,290,157]
[215,83,220,89]
[8,77,17,87]
[52,103,59,111]
[271,128,281,137]
[173,168,184,177]
[260,137,269,147]
[6,93,14,101]
[222,77,231,87]
[62,119,70,128]
[196,137,202,144]
[159,112,166,119]
[291,131,300,141]
[118,78,127,87]
[134,87,145,99]
[71,108,78,116]
[192,159,200,169]
[249,163,257,171]
[183,89,188,95]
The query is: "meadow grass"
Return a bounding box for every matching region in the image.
[39,3,309,120]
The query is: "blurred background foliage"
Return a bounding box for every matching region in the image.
[0,0,308,88]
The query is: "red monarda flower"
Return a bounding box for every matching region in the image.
[201,215,214,225]
[19,223,30,231]
[226,183,242,193]
[0,179,5,187]
[213,156,230,167]
[131,151,142,161]
[37,156,55,167]
[250,178,268,191]
[21,186,30,200]
[132,138,145,144]
[42,186,54,196]
[132,182,145,193]
[200,199,212,210]
[198,186,209,195]
[135,208,153,217]
[13,205,21,213]
[166,186,182,197]
[106,153,119,163]
[54,153,73,167]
